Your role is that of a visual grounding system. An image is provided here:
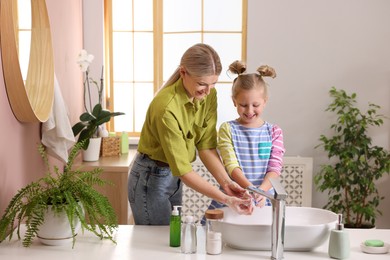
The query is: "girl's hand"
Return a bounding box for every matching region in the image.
[252,193,266,208]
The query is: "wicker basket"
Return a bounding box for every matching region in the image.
[100,137,121,157]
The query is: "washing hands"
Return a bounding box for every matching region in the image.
[225,196,253,215]
[247,185,268,207]
[251,192,266,208]
[223,180,253,214]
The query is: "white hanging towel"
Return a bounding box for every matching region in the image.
[41,74,76,163]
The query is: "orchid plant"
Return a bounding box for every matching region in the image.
[72,50,124,150]
[77,49,103,114]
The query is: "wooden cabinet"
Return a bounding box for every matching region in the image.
[73,150,136,224]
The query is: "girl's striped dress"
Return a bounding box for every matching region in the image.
[208,120,285,210]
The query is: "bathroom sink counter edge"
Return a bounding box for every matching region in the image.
[0,224,389,259]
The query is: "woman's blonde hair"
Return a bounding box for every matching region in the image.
[228,60,276,99]
[160,43,222,90]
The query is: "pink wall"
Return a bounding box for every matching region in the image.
[0,0,84,214]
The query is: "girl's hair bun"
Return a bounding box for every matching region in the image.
[257,65,276,78]
[228,60,247,75]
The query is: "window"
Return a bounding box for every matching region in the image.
[17,0,32,81]
[104,0,247,136]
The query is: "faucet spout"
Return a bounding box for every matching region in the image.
[247,178,287,260]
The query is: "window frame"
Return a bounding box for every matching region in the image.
[104,0,248,136]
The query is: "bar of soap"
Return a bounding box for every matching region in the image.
[364,240,385,247]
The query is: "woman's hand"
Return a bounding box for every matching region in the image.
[225,196,253,215]
[222,180,255,213]
[222,180,251,199]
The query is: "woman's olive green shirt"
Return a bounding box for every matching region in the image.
[138,78,218,176]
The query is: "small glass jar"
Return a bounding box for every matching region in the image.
[204,209,224,255]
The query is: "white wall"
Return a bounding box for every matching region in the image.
[82,0,104,106]
[82,0,104,73]
[246,0,390,227]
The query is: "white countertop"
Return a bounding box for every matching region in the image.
[0,225,389,260]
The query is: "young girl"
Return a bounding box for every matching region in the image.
[210,60,285,209]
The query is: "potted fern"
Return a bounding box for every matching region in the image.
[0,141,118,247]
[315,87,390,228]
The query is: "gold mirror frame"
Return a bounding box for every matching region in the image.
[0,0,54,123]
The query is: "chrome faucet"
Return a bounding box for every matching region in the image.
[247,178,288,260]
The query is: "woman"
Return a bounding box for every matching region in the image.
[128,43,252,225]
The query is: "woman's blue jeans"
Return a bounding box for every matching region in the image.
[128,153,182,225]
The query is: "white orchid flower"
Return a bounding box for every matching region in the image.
[78,61,90,72]
[77,49,94,72]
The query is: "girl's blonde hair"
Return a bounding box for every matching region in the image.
[160,43,222,90]
[228,60,276,99]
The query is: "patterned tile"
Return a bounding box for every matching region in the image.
[182,159,310,223]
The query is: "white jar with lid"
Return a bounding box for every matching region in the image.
[204,209,224,255]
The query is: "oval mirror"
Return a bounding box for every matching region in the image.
[0,0,54,123]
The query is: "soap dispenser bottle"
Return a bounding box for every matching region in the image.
[328,213,350,259]
[169,205,182,247]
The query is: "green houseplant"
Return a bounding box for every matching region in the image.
[0,141,118,247]
[315,87,390,228]
[72,103,124,150]
[72,50,124,150]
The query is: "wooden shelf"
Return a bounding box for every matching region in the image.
[73,150,137,224]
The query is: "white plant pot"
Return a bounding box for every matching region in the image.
[82,137,102,161]
[37,205,82,246]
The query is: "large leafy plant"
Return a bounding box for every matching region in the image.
[315,87,390,228]
[0,141,118,247]
[72,50,124,149]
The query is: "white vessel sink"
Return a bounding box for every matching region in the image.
[220,206,337,251]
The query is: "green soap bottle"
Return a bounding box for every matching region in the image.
[169,205,182,247]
